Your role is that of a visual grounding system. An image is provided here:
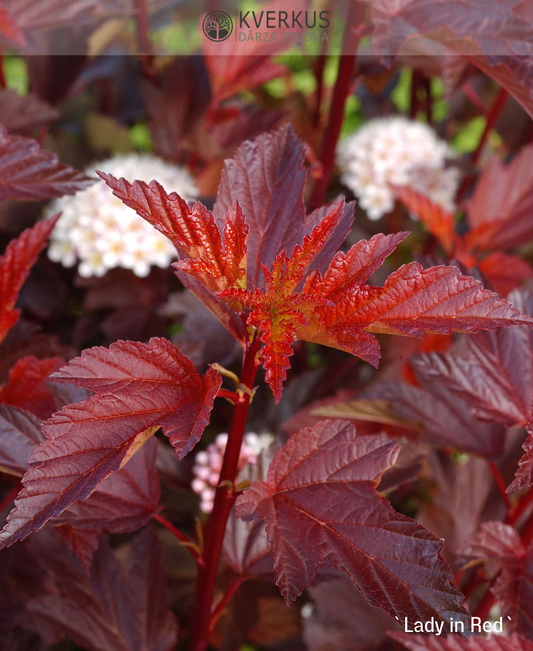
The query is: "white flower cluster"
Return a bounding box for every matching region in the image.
[191,432,273,513]
[47,154,198,278]
[337,117,459,221]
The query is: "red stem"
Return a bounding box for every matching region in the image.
[507,486,533,526]
[217,389,238,402]
[0,53,5,90]
[472,586,497,621]
[136,0,152,56]
[409,70,422,120]
[456,87,508,203]
[0,485,19,514]
[153,513,203,567]
[471,87,507,166]
[189,334,261,651]
[209,576,246,633]
[488,460,511,512]
[308,2,366,209]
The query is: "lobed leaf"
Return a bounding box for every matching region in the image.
[0,337,220,548]
[413,288,533,427]
[466,145,533,251]
[0,125,91,200]
[0,89,59,134]
[236,420,468,625]
[509,418,533,492]
[0,355,63,419]
[26,528,178,651]
[461,521,533,637]
[305,576,399,651]
[393,185,456,254]
[0,217,59,346]
[363,380,506,459]
[368,0,533,119]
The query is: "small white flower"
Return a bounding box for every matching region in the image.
[337,117,459,221]
[191,432,274,514]
[46,154,198,277]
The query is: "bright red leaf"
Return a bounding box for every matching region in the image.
[0,355,63,419]
[236,420,468,625]
[0,124,91,200]
[101,125,532,403]
[0,217,59,346]
[213,124,355,288]
[0,337,221,548]
[0,1,25,46]
[393,185,457,254]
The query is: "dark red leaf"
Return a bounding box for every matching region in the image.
[413,288,533,427]
[0,337,220,548]
[0,217,59,346]
[201,0,303,103]
[466,145,533,251]
[304,576,399,651]
[393,632,533,651]
[461,521,533,637]
[2,0,98,31]
[52,437,161,534]
[508,418,533,492]
[223,512,274,580]
[236,420,468,625]
[0,89,59,134]
[0,125,92,200]
[55,525,101,575]
[0,404,43,477]
[223,449,275,579]
[364,379,506,458]
[26,528,178,651]
[418,454,497,561]
[0,356,63,419]
[368,0,533,119]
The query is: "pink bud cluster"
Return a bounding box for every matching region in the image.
[191,432,273,513]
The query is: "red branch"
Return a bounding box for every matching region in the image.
[507,486,533,526]
[135,0,152,56]
[308,2,366,209]
[488,460,512,512]
[189,334,262,651]
[0,485,19,514]
[457,86,508,202]
[209,576,247,633]
[153,513,203,567]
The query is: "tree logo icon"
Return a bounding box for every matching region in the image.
[203,11,233,42]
